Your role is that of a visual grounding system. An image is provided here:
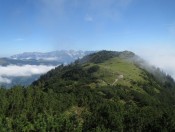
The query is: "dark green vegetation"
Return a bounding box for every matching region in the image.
[6,75,41,87]
[0,50,175,131]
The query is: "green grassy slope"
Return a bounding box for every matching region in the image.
[32,50,175,108]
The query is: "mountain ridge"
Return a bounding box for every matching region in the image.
[34,50,174,89]
[0,50,175,131]
[10,50,95,63]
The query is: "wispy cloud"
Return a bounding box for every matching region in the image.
[32,0,133,23]
[118,0,133,8]
[135,45,175,79]
[84,15,93,22]
[89,0,132,9]
[14,38,24,41]
[87,0,133,20]
[37,0,66,15]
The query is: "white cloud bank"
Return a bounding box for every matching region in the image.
[0,76,11,84]
[0,65,56,84]
[135,45,175,79]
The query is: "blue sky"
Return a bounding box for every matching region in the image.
[0,0,175,56]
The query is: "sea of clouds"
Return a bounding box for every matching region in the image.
[0,65,55,84]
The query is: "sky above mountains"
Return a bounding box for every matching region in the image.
[0,0,175,56]
[1,0,175,79]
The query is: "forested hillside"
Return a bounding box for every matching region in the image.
[0,51,175,131]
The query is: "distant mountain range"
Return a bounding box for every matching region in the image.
[10,50,95,65]
[0,50,95,87]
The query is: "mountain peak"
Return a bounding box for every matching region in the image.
[80,50,135,64]
[10,50,95,63]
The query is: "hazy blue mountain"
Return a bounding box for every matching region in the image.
[0,50,95,87]
[10,50,95,64]
[0,57,61,66]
